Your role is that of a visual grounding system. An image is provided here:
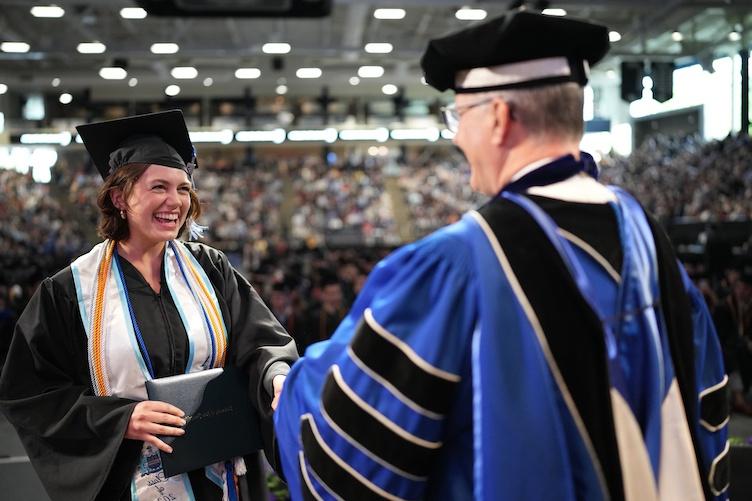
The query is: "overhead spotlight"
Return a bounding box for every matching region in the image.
[128,77,138,87]
[296,67,322,79]
[671,31,683,42]
[203,77,213,87]
[276,84,288,95]
[51,77,60,87]
[455,8,487,21]
[609,31,622,42]
[358,65,384,78]
[165,84,181,96]
[365,43,393,54]
[59,93,72,104]
[30,5,65,18]
[77,42,106,54]
[120,7,147,19]
[1,42,30,53]
[349,76,360,85]
[729,31,742,42]
[99,67,127,80]
[235,68,261,79]
[374,8,405,20]
[542,9,567,16]
[0,83,7,94]
[382,84,398,95]
[263,43,291,54]
[171,66,198,79]
[151,43,179,54]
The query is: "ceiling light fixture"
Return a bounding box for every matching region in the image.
[59,93,72,104]
[151,43,179,55]
[99,67,127,80]
[235,68,261,79]
[382,84,398,95]
[203,77,214,87]
[374,8,405,20]
[609,31,622,42]
[671,31,683,42]
[276,84,288,94]
[30,5,65,18]
[171,66,198,79]
[455,8,487,21]
[296,67,322,79]
[77,42,106,54]
[120,7,147,19]
[729,31,742,42]
[339,128,389,142]
[0,84,8,94]
[128,77,138,87]
[365,43,393,54]
[1,42,31,53]
[542,9,567,16]
[358,66,384,78]
[165,84,181,96]
[287,128,338,143]
[349,76,360,85]
[263,43,291,54]
[236,129,287,144]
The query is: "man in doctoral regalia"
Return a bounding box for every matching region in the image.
[274,10,729,500]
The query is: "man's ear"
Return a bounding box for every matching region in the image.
[490,99,513,147]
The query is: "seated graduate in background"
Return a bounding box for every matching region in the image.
[274,10,729,501]
[0,110,298,501]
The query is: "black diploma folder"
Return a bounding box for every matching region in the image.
[145,366,263,478]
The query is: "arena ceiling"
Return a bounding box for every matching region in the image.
[0,0,750,104]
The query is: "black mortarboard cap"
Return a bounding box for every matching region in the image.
[75,110,197,179]
[421,11,610,93]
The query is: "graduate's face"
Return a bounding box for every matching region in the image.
[120,164,192,248]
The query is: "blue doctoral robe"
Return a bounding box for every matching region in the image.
[274,159,728,501]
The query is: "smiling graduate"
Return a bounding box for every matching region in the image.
[0,110,298,501]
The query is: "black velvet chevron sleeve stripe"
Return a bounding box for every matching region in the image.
[300,414,404,501]
[349,315,459,417]
[298,452,323,501]
[320,365,440,478]
[709,443,730,497]
[699,376,730,432]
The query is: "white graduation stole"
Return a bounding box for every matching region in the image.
[71,240,244,500]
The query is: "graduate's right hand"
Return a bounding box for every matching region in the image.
[125,400,186,453]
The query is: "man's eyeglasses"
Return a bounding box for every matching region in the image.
[440,97,496,133]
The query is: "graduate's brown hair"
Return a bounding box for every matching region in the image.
[96,163,202,241]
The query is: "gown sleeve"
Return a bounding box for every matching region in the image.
[274,232,478,500]
[682,271,730,500]
[189,244,298,471]
[0,275,142,501]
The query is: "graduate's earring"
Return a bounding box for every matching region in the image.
[120,209,126,220]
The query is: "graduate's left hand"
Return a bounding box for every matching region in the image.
[271,375,286,411]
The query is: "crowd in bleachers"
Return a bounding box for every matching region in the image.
[2,136,752,410]
[398,149,487,238]
[600,133,752,222]
[288,155,401,247]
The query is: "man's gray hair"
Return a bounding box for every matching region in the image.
[489,82,584,142]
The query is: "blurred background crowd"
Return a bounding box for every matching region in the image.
[1,135,751,412]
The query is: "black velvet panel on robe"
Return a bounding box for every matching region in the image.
[478,194,707,500]
[0,242,298,501]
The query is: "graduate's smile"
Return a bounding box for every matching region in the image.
[123,164,191,248]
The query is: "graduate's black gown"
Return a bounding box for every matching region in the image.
[0,242,298,501]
